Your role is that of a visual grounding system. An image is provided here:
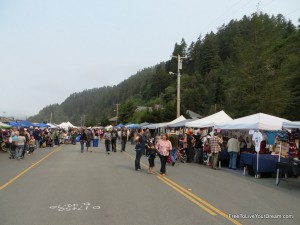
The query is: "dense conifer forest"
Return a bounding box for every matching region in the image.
[29,13,300,126]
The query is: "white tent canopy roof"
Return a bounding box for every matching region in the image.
[144,122,169,130]
[282,121,300,129]
[167,115,186,126]
[0,122,11,129]
[215,113,290,131]
[185,111,232,128]
[58,121,77,129]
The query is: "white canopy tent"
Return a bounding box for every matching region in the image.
[0,122,11,129]
[282,121,300,129]
[144,122,169,130]
[167,115,186,126]
[185,111,232,128]
[58,121,78,130]
[214,113,290,131]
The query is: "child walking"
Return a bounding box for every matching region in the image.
[146,142,157,174]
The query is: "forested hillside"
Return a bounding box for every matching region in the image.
[29,12,300,126]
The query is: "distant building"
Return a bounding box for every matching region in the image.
[109,116,118,126]
[135,106,153,112]
[0,116,14,122]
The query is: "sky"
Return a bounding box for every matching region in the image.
[0,0,299,119]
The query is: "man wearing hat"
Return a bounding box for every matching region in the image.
[103,128,111,154]
[169,129,179,166]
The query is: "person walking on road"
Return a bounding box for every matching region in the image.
[227,136,240,170]
[103,129,111,154]
[86,128,93,152]
[120,127,128,152]
[79,128,87,153]
[146,142,157,174]
[156,133,172,176]
[16,128,26,160]
[111,128,118,152]
[168,129,179,166]
[135,128,145,171]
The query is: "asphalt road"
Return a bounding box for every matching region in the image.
[0,142,299,225]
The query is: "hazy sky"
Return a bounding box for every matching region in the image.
[1,0,299,119]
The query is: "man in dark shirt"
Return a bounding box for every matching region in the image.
[186,129,195,163]
[120,127,128,152]
[111,128,118,152]
[135,129,145,171]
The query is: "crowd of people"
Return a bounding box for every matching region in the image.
[1,125,254,177]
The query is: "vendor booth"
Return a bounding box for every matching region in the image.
[214,113,291,178]
[275,122,300,185]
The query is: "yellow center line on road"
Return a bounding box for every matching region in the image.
[124,151,242,225]
[161,176,242,225]
[156,175,216,216]
[0,145,63,191]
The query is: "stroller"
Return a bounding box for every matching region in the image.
[177,148,187,163]
[203,143,211,166]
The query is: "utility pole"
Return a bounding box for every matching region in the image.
[50,112,52,124]
[114,103,120,125]
[171,54,186,118]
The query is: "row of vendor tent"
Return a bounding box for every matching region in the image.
[117,111,298,131]
[1,120,80,130]
[4,120,57,129]
[139,111,233,129]
[113,122,150,129]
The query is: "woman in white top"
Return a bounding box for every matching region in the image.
[156,133,172,176]
[16,128,26,160]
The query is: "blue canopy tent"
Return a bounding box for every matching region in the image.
[8,120,35,128]
[137,122,150,128]
[124,122,132,126]
[7,121,20,127]
[115,123,124,129]
[18,120,35,128]
[35,123,50,128]
[127,124,139,129]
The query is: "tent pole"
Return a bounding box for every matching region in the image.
[255,153,259,178]
[276,141,282,185]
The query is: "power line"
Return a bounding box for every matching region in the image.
[199,0,244,34]
[286,7,300,17]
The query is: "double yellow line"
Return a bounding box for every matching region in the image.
[0,145,63,191]
[158,175,242,225]
[124,151,241,225]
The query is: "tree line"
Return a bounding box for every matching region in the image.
[29,12,300,126]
